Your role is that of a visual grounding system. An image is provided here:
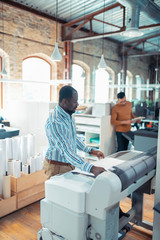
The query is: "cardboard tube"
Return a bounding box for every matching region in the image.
[2,175,11,199]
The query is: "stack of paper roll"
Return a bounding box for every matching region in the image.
[2,175,11,199]
[20,135,28,164]
[13,160,21,178]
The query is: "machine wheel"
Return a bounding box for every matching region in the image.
[41,228,53,240]
[37,229,43,240]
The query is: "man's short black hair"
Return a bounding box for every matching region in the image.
[59,86,77,103]
[117,92,125,99]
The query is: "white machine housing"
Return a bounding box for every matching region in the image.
[39,150,156,240]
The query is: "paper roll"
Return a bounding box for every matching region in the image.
[20,135,28,164]
[12,137,20,160]
[2,175,11,199]
[8,159,14,175]
[30,157,36,173]
[36,153,43,171]
[0,149,2,195]
[0,139,7,175]
[28,134,35,158]
[0,140,7,194]
[22,164,29,174]
[6,138,13,167]
[13,160,21,178]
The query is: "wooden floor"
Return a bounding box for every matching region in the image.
[0,194,154,240]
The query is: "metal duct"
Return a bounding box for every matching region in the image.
[126,5,140,30]
[117,0,160,23]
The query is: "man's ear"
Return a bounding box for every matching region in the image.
[62,98,67,107]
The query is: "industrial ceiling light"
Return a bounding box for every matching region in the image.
[98,0,107,69]
[121,27,144,38]
[51,0,62,61]
[120,5,144,38]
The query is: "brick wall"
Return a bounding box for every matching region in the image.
[0,2,150,104]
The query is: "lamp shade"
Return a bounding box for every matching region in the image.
[2,66,7,75]
[81,70,85,78]
[51,42,62,61]
[121,27,144,38]
[98,54,107,69]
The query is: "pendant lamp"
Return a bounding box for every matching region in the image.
[51,0,62,61]
[2,64,7,75]
[98,0,107,70]
[98,55,107,69]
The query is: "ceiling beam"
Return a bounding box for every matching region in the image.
[123,32,160,46]
[68,29,125,43]
[62,3,124,42]
[128,51,160,57]
[63,2,122,28]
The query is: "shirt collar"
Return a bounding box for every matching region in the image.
[57,104,72,121]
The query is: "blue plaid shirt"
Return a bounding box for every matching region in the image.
[45,104,94,172]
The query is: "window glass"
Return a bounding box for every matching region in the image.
[22,57,50,102]
[95,69,109,103]
[72,64,85,104]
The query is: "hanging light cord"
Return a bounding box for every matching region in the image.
[56,0,58,42]
[2,2,4,56]
[83,0,85,62]
[102,0,105,55]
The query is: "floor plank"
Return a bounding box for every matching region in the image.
[0,193,154,240]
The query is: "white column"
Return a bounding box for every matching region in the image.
[153,111,160,240]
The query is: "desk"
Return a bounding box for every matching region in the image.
[0,127,20,139]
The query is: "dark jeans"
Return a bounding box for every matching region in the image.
[116,132,129,152]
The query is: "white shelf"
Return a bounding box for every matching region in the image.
[75,114,116,162]
[76,126,100,133]
[86,143,100,148]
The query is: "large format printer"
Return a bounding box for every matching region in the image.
[38,148,156,240]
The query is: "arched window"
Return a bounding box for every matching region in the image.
[95,68,114,103]
[118,71,133,101]
[125,71,133,101]
[22,57,51,102]
[72,64,85,104]
[136,75,144,100]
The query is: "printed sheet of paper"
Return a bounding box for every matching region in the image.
[73,157,125,176]
[132,116,145,123]
[93,157,125,170]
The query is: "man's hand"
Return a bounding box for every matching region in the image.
[136,119,141,124]
[89,149,104,159]
[90,166,106,177]
[121,120,133,125]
